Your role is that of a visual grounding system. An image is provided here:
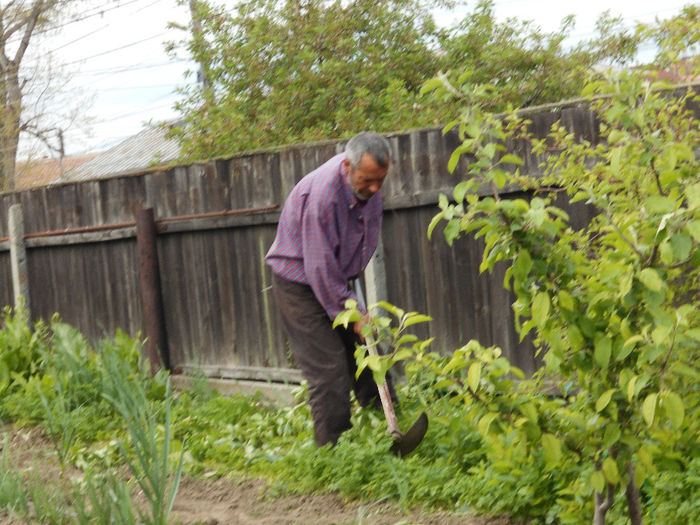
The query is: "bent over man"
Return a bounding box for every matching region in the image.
[265,131,392,447]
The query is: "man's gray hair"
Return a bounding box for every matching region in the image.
[345,132,391,169]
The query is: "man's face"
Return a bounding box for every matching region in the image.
[344,153,389,201]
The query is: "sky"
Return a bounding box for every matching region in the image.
[17,0,694,158]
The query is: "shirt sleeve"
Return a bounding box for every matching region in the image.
[301,193,363,321]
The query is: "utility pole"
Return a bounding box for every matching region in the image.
[57,128,65,177]
[189,0,210,90]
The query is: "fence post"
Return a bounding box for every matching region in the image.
[9,204,30,316]
[364,234,387,307]
[135,207,170,374]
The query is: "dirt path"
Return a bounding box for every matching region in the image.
[1,425,509,524]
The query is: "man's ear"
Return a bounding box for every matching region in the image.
[342,158,351,172]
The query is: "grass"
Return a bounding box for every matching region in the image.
[0,307,697,524]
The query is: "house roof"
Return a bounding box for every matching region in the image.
[57,124,181,183]
[15,152,101,189]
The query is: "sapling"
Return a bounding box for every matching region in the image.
[421,70,698,524]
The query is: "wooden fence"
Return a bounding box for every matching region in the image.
[2,86,696,382]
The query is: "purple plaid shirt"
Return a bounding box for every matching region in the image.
[265,153,383,320]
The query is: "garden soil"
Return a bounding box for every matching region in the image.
[0,425,511,524]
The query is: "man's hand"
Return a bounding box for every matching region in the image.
[353,313,372,342]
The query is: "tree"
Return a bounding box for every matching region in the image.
[168,0,639,161]
[434,2,639,111]
[0,0,87,192]
[168,0,444,159]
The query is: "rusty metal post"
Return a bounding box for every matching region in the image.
[135,207,170,373]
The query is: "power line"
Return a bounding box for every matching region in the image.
[32,0,146,37]
[62,31,171,65]
[5,0,146,49]
[27,58,189,78]
[53,23,110,52]
[48,0,170,52]
[89,82,188,92]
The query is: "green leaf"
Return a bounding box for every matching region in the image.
[651,321,673,345]
[568,325,584,351]
[483,142,497,160]
[427,210,445,240]
[644,196,676,213]
[453,181,471,203]
[419,77,445,95]
[638,268,664,293]
[391,348,413,363]
[661,391,684,429]
[591,470,606,493]
[395,333,419,347]
[512,250,532,279]
[623,335,644,348]
[660,241,674,265]
[333,309,361,329]
[447,148,462,174]
[531,292,550,327]
[492,169,507,188]
[642,393,657,427]
[619,272,633,297]
[558,290,574,311]
[0,362,8,392]
[688,328,700,342]
[596,389,616,412]
[685,182,700,210]
[467,362,482,393]
[627,376,638,401]
[520,402,538,423]
[442,119,461,134]
[594,334,612,370]
[541,433,562,466]
[602,423,621,449]
[402,314,432,328]
[609,146,622,175]
[669,233,691,262]
[477,412,498,435]
[602,457,620,484]
[433,379,454,390]
[465,120,481,139]
[511,366,525,380]
[444,218,461,246]
[357,354,381,377]
[499,153,523,165]
[686,220,700,242]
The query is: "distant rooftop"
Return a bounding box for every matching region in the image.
[15,152,101,189]
[57,124,181,183]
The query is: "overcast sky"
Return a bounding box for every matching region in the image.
[20,0,694,157]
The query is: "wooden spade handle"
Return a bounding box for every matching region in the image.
[365,333,402,439]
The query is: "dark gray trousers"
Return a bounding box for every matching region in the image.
[271,272,386,447]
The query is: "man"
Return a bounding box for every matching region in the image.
[265,131,392,447]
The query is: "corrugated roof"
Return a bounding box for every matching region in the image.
[57,124,181,183]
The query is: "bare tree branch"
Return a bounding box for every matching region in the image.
[13,0,44,65]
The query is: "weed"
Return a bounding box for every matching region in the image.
[0,435,30,517]
[72,473,138,525]
[100,345,183,525]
